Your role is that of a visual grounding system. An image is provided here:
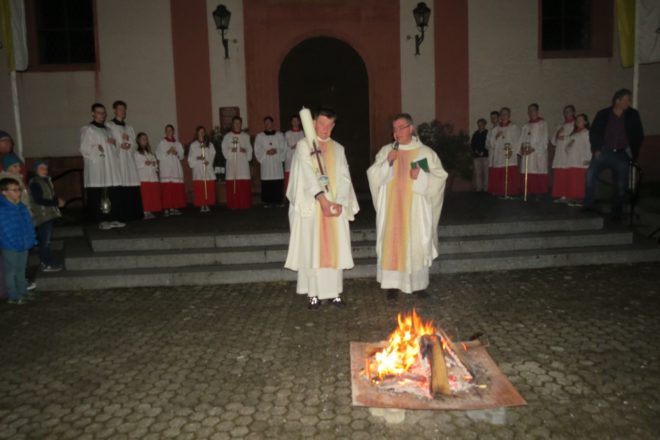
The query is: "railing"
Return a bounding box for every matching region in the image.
[51,168,84,208]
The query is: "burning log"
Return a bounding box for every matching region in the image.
[364,309,478,399]
[422,335,451,397]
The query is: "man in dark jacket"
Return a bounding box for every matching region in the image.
[584,88,644,220]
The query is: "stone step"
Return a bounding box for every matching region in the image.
[63,230,633,271]
[87,215,604,252]
[37,242,660,291]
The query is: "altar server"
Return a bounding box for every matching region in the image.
[284,115,304,192]
[221,117,253,209]
[254,116,287,207]
[518,103,549,196]
[188,126,217,212]
[488,107,521,197]
[156,124,186,216]
[135,132,162,219]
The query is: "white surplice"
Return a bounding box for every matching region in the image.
[155,138,185,183]
[188,141,217,181]
[551,121,577,169]
[254,131,286,180]
[107,120,140,187]
[519,119,549,174]
[134,151,159,182]
[284,129,305,172]
[79,123,121,188]
[221,132,252,180]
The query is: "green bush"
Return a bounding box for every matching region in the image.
[417,120,473,181]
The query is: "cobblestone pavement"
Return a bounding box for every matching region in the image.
[1,264,659,439]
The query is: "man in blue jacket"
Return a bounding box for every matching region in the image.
[0,177,36,305]
[584,88,644,220]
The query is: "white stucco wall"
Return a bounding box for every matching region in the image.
[94,0,177,146]
[468,0,660,135]
[207,0,249,129]
[400,0,436,125]
[0,0,177,158]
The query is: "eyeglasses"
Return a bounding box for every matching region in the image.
[392,124,411,133]
[4,188,20,192]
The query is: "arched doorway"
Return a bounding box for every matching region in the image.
[278,37,370,192]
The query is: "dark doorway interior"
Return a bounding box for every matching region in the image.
[279,37,370,192]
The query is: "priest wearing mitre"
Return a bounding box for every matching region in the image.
[284,107,359,310]
[367,113,447,301]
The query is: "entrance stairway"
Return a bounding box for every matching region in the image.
[39,196,660,290]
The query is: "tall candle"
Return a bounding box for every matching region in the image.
[299,107,316,148]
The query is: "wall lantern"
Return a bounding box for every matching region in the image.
[413,2,431,56]
[212,4,232,59]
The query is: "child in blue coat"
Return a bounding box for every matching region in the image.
[0,177,36,305]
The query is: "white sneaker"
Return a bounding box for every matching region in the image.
[171,209,182,216]
[143,212,156,220]
[164,209,171,217]
[42,264,63,273]
[99,221,112,230]
[110,221,126,228]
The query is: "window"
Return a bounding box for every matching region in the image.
[26,0,96,70]
[539,0,613,58]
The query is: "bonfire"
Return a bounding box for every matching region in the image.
[363,309,479,399]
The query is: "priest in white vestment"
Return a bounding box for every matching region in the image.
[367,113,447,300]
[284,108,359,310]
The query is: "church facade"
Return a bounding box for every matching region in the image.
[1,0,659,184]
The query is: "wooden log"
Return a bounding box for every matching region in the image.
[427,335,451,397]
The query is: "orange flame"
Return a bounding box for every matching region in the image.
[373,309,436,380]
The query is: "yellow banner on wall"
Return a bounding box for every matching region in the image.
[616,0,636,68]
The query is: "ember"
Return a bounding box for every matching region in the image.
[363,309,477,399]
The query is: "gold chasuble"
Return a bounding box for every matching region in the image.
[381,148,416,271]
[317,142,339,268]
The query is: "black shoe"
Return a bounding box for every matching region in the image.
[386,289,398,301]
[330,297,346,308]
[307,296,321,310]
[415,290,430,298]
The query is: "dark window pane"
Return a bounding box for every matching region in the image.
[565,0,590,17]
[39,0,67,30]
[34,0,95,65]
[69,30,95,63]
[542,19,563,51]
[67,0,93,29]
[39,30,69,64]
[541,0,592,52]
[542,0,562,19]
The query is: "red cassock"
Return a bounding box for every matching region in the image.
[552,168,587,199]
[488,166,521,196]
[161,182,187,209]
[192,180,217,207]
[520,173,548,195]
[225,180,251,209]
[140,182,162,212]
